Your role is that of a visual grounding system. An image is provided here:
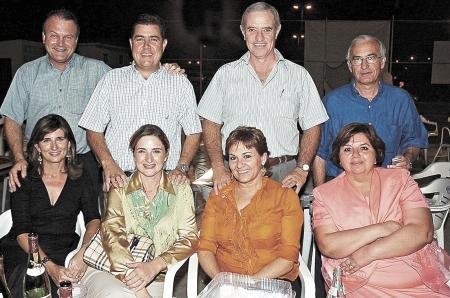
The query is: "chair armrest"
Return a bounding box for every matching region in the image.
[187,253,198,298]
[298,255,315,298]
[163,257,189,298]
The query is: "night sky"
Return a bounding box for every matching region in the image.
[1,0,449,103]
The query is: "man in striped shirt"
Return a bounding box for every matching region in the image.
[79,14,201,191]
[197,2,328,194]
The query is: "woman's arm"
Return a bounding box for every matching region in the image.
[314,220,401,259]
[342,207,433,274]
[255,188,301,279]
[158,185,199,266]
[100,188,134,280]
[198,251,220,279]
[16,233,78,285]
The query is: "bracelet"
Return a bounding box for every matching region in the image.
[41,256,52,266]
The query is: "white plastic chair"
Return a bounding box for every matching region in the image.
[0,209,12,238]
[432,127,450,163]
[299,253,316,298]
[420,115,439,164]
[64,212,86,267]
[420,178,450,249]
[412,162,450,179]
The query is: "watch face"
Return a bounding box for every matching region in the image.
[302,164,310,172]
[178,163,189,172]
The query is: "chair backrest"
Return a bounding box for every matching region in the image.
[420,178,450,201]
[420,115,438,136]
[298,253,315,298]
[0,209,12,238]
[413,162,450,179]
[428,193,450,232]
[440,127,450,145]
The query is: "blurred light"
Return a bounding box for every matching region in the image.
[305,3,312,10]
[395,59,399,63]
[301,34,305,39]
[188,61,192,64]
[292,4,299,10]
[427,57,431,61]
[196,61,200,64]
[292,34,298,39]
[203,44,207,48]
[409,56,414,61]
[404,66,408,70]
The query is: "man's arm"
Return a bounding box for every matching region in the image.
[4,117,28,191]
[312,156,327,186]
[86,130,126,191]
[169,133,201,184]
[282,125,321,193]
[389,147,421,170]
[201,119,231,195]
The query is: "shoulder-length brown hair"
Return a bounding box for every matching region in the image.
[330,123,385,168]
[27,114,82,179]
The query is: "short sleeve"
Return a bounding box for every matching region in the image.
[197,67,225,124]
[399,173,429,210]
[0,66,29,124]
[297,70,328,130]
[312,188,335,229]
[177,79,202,136]
[78,74,111,132]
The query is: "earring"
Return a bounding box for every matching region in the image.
[38,152,42,165]
[66,152,71,162]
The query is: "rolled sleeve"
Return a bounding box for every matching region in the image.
[399,97,429,152]
[277,189,302,262]
[159,184,199,265]
[198,196,219,255]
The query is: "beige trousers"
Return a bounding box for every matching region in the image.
[81,267,164,298]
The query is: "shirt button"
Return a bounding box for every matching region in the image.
[369,122,372,125]
[368,105,371,109]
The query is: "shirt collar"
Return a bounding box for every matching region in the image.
[131,62,163,78]
[350,79,385,99]
[45,53,78,70]
[126,171,175,195]
[237,48,286,67]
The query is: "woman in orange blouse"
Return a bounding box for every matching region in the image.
[198,126,303,282]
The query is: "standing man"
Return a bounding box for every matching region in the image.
[1,9,111,192]
[313,35,428,185]
[79,14,201,191]
[198,2,328,194]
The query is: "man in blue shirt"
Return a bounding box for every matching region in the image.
[313,35,428,185]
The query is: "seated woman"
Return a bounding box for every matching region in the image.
[312,123,450,297]
[0,114,101,297]
[198,127,303,285]
[82,124,198,298]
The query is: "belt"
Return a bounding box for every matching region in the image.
[267,155,297,167]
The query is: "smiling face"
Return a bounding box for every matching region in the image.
[130,24,167,78]
[42,16,78,71]
[228,142,267,184]
[133,135,168,178]
[35,129,70,165]
[240,10,280,60]
[339,132,377,176]
[348,39,386,88]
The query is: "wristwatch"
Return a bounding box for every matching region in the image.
[297,164,310,172]
[176,163,190,173]
[42,256,52,266]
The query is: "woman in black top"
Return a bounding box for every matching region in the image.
[0,114,100,297]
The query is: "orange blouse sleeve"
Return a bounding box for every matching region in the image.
[198,195,219,254]
[277,188,303,262]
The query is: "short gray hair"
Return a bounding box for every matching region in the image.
[346,35,386,61]
[241,2,280,29]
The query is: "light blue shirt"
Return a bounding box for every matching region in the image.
[1,53,110,154]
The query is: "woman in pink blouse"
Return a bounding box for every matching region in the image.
[313,123,450,297]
